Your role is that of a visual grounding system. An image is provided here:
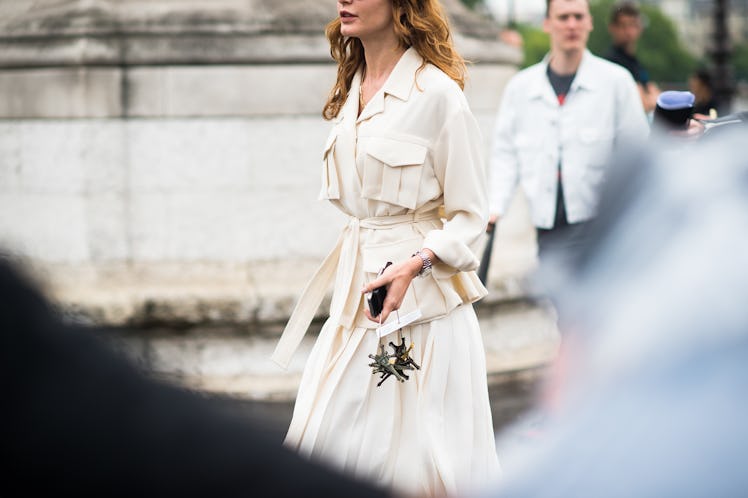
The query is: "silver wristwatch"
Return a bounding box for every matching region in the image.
[412,250,433,277]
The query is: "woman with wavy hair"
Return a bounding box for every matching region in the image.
[272,0,500,495]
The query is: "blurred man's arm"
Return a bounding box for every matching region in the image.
[638,81,661,114]
[616,75,651,144]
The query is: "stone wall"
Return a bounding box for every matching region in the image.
[0,0,535,327]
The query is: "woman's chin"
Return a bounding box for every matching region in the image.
[340,26,359,38]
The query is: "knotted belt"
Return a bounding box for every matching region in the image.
[271,210,440,369]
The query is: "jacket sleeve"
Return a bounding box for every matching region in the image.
[614,74,650,146]
[488,80,520,216]
[422,105,488,277]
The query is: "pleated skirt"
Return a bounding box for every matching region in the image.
[284,304,501,497]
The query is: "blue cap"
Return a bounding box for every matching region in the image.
[656,91,695,110]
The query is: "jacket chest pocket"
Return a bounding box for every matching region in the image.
[578,128,615,168]
[319,127,340,200]
[361,137,428,210]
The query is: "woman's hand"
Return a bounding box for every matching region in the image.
[361,254,424,324]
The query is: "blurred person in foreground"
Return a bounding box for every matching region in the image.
[604,1,660,114]
[0,258,391,498]
[488,0,648,264]
[483,119,748,497]
[271,0,500,496]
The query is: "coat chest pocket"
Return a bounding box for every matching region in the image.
[361,137,428,209]
[319,128,340,200]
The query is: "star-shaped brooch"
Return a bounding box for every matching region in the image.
[368,337,421,387]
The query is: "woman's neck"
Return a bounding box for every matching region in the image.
[361,36,406,85]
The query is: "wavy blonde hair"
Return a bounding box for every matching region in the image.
[322,0,467,120]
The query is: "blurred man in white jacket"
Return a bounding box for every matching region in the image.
[488,0,648,260]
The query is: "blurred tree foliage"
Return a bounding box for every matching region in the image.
[515,23,550,68]
[459,0,485,10]
[588,0,696,83]
[733,43,748,83]
[512,1,697,84]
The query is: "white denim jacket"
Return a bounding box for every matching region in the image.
[272,48,488,368]
[489,50,649,228]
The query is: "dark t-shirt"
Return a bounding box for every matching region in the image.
[547,65,576,106]
[544,65,576,229]
[605,44,649,84]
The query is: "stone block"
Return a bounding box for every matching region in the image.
[0,63,515,119]
[20,122,94,194]
[126,65,337,117]
[247,118,330,190]
[127,188,342,263]
[0,121,126,194]
[127,192,251,261]
[0,123,21,192]
[0,67,121,118]
[127,119,253,192]
[0,193,89,263]
[84,192,129,262]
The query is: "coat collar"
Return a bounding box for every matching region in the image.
[381,46,422,101]
[570,50,599,92]
[355,46,422,123]
[528,49,598,104]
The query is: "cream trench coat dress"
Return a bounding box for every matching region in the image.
[272,47,500,497]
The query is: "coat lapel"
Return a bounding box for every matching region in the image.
[356,47,421,124]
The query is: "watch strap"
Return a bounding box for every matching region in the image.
[412,250,432,277]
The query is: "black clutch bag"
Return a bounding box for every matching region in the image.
[367,261,392,318]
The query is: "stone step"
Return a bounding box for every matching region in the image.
[105,298,560,402]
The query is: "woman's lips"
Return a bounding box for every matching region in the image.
[340,11,357,23]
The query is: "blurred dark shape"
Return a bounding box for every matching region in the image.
[0,260,390,498]
[486,125,748,497]
[652,90,694,131]
[606,1,649,85]
[604,1,661,114]
[689,68,719,116]
[710,0,734,115]
[477,222,496,285]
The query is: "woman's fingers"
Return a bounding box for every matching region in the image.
[370,277,409,323]
[361,259,416,323]
[361,274,388,294]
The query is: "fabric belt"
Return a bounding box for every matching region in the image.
[271,210,440,369]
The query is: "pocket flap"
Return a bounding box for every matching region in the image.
[366,137,428,167]
[323,129,338,157]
